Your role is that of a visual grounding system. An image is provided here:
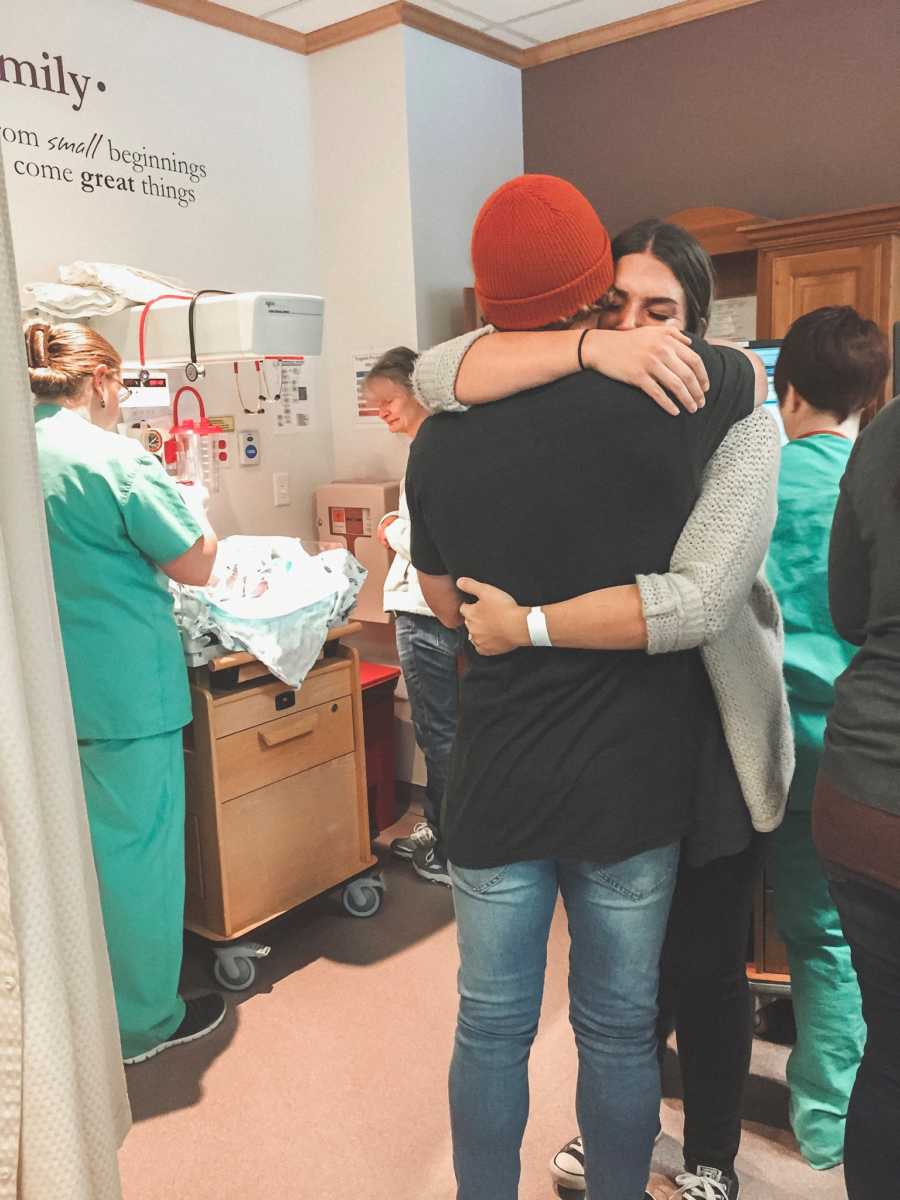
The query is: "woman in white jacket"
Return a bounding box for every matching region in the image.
[364,348,466,885]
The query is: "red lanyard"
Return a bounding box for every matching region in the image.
[796,429,851,441]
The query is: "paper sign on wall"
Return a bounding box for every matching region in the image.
[708,296,757,341]
[354,351,385,426]
[273,359,315,435]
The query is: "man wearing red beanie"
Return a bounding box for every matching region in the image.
[404,175,757,1200]
[469,173,615,330]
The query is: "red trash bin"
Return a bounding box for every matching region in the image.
[359,661,402,836]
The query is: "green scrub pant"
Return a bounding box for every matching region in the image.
[79,731,187,1060]
[775,810,865,1170]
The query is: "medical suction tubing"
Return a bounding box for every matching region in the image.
[167,385,222,493]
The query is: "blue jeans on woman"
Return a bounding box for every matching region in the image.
[394,613,463,848]
[449,844,680,1200]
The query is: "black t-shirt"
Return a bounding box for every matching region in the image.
[406,338,755,869]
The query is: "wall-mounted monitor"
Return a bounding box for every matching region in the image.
[747,339,784,441]
[747,339,782,406]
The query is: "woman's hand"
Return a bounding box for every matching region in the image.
[583,327,710,416]
[176,480,210,518]
[377,514,398,547]
[458,577,529,656]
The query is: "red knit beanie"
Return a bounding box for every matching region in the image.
[471,175,614,330]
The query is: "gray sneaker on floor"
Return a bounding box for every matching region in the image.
[123,993,227,1066]
[411,843,451,886]
[390,820,436,860]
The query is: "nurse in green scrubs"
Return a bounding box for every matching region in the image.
[25,320,227,1064]
[767,306,889,1169]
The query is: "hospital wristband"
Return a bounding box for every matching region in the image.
[526,606,552,648]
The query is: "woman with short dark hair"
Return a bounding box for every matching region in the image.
[768,306,889,1171]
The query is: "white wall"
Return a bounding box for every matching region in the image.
[404,28,523,349]
[2,0,333,539]
[3,4,526,788]
[309,26,418,486]
[310,27,523,786]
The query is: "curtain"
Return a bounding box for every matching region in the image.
[0,151,129,1197]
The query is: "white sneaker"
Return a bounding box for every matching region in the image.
[550,1128,665,1192]
[550,1135,586,1190]
[673,1167,740,1200]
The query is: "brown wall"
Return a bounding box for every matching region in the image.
[523,0,899,236]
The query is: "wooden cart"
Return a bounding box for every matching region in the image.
[183,623,382,990]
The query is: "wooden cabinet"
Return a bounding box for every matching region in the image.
[763,241,885,332]
[747,868,790,994]
[183,633,375,942]
[746,205,900,379]
[671,202,900,412]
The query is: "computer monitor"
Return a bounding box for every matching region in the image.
[747,339,782,407]
[747,338,784,441]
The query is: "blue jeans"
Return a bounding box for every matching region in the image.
[449,845,680,1200]
[394,613,463,845]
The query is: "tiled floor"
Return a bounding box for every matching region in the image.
[119,812,846,1199]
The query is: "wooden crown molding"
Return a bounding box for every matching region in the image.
[666,205,770,255]
[138,0,308,54]
[305,2,521,64]
[304,2,404,55]
[741,203,900,249]
[138,0,767,68]
[521,0,765,67]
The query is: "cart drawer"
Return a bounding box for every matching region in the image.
[211,661,351,739]
[216,694,355,802]
[220,753,366,932]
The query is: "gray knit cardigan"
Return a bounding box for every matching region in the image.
[413,328,794,833]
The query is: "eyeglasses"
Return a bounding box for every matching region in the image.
[111,375,132,404]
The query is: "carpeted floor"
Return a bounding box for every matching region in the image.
[119,811,847,1199]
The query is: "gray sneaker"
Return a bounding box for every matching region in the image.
[390,820,436,860]
[124,993,226,1065]
[412,844,451,886]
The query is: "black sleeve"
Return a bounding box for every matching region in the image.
[405,439,448,577]
[691,339,756,464]
[828,466,870,645]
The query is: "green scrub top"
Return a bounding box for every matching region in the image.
[766,433,856,810]
[34,404,203,741]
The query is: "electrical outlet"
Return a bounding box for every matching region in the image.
[273,472,290,507]
[238,430,260,466]
[215,432,234,468]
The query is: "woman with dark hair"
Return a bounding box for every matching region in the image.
[812,360,899,1200]
[610,218,717,336]
[767,307,888,1172]
[411,216,790,1200]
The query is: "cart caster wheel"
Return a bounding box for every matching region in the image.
[342,880,382,918]
[213,954,256,991]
